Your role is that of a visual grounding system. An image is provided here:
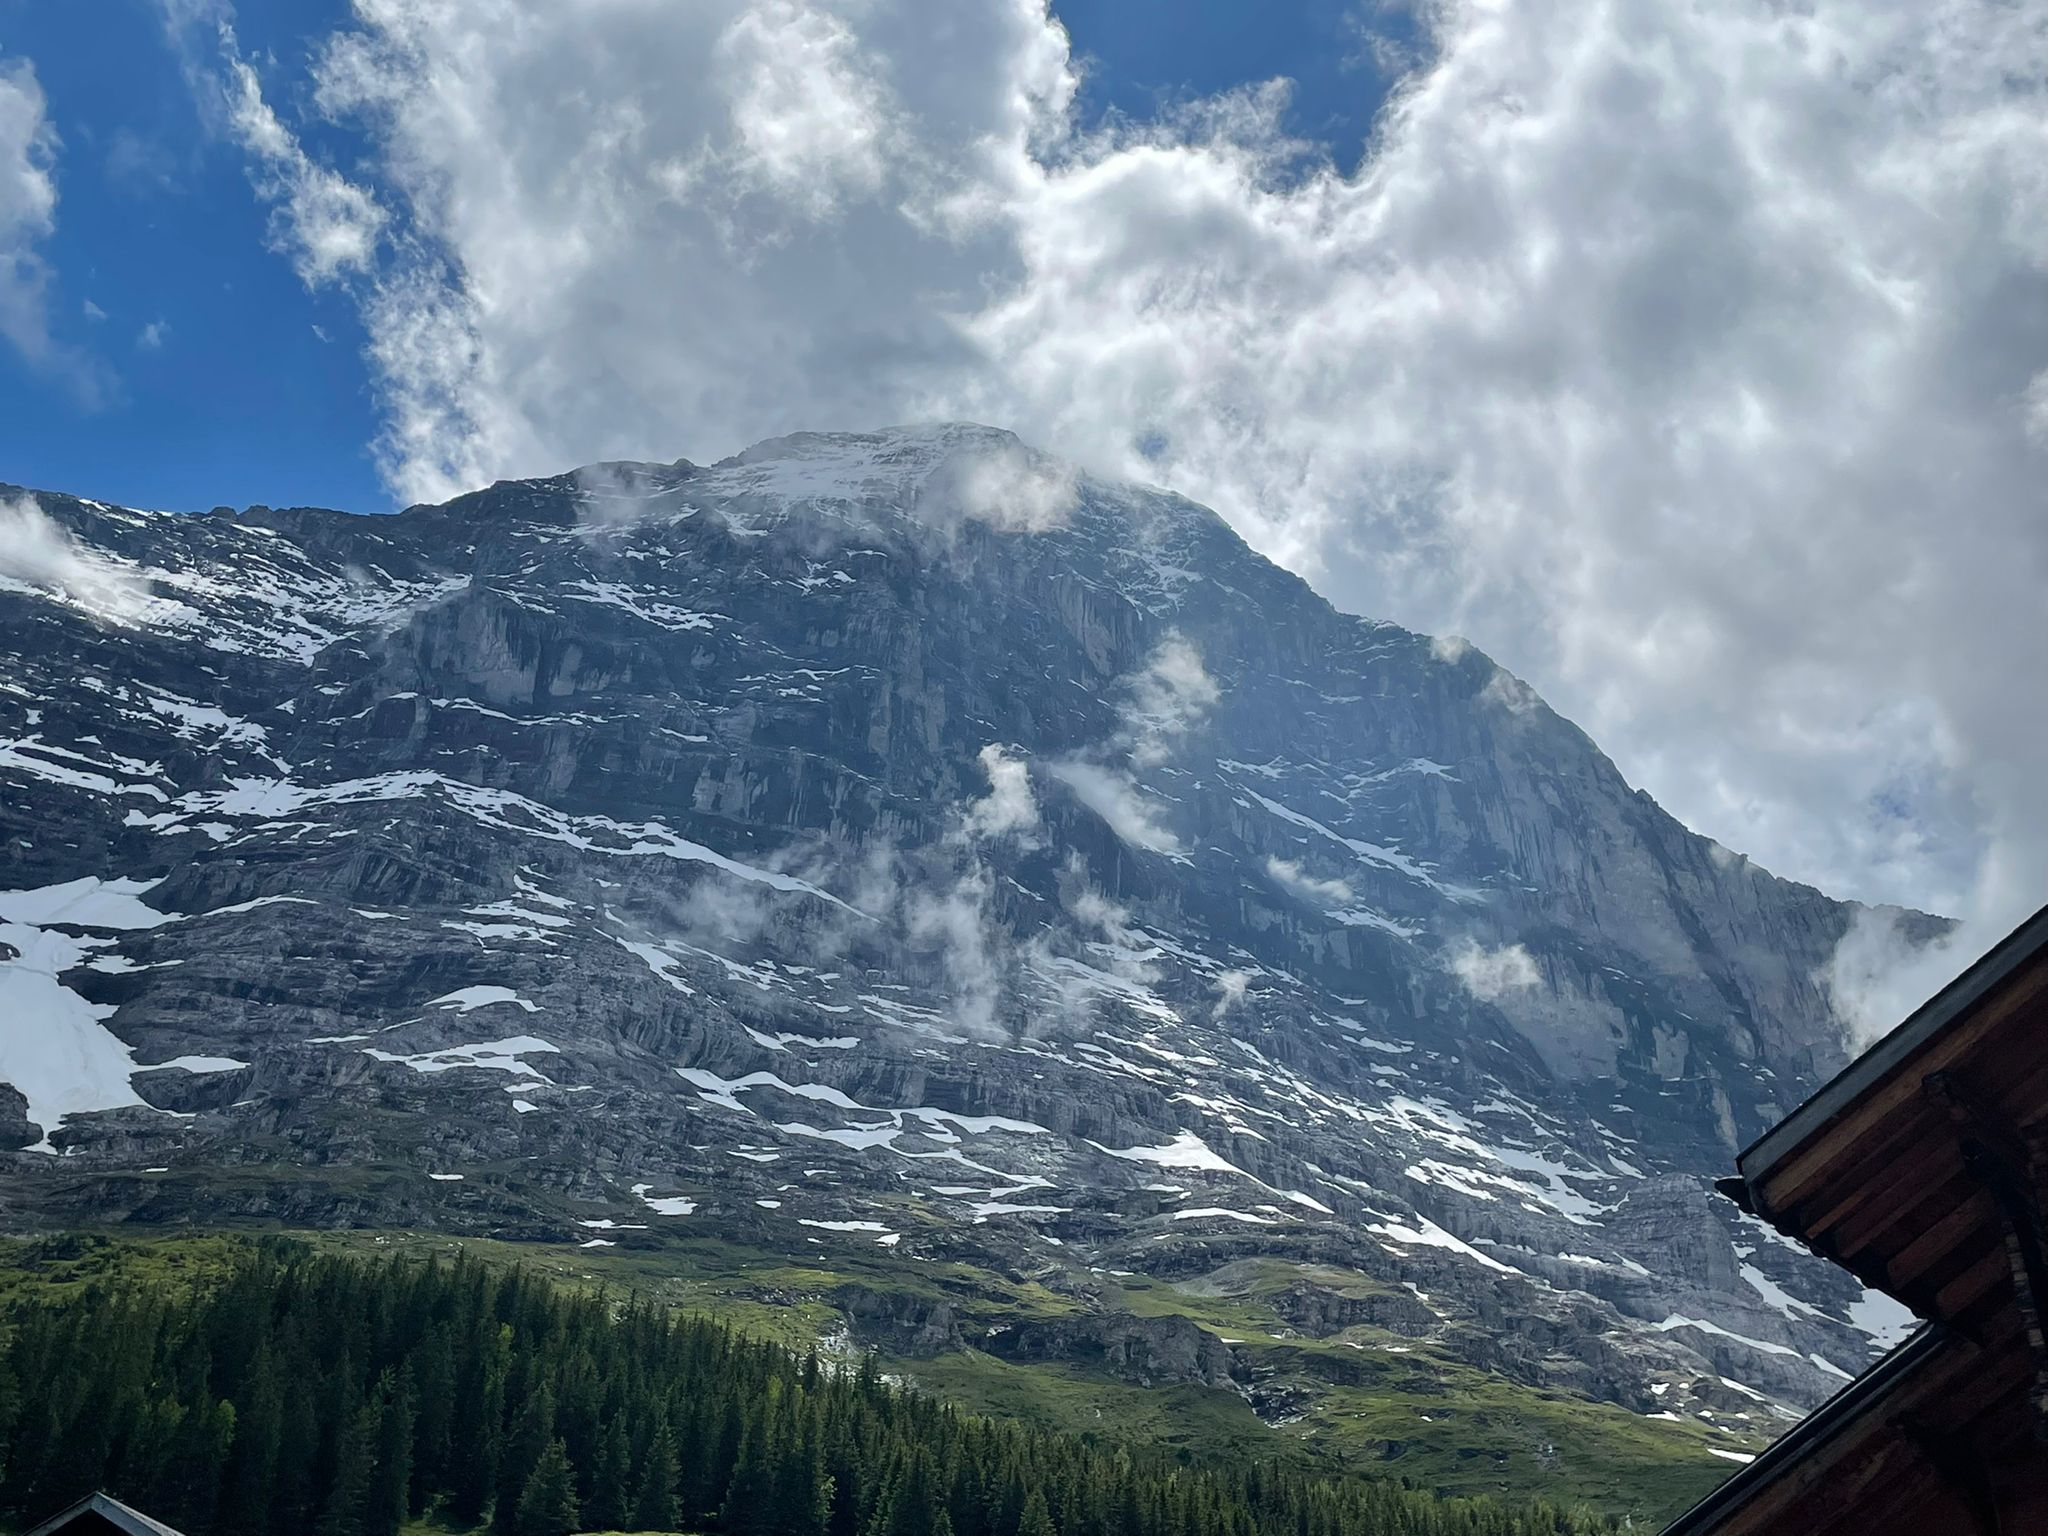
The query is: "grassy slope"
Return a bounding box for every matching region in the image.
[899,1261,1746,1518]
[0,1229,1747,1525]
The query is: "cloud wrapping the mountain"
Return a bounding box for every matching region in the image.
[1448,940,1541,1003]
[0,497,154,625]
[959,744,1040,842]
[1267,857,1353,906]
[172,0,2048,983]
[1117,634,1220,767]
[1046,758,1180,856]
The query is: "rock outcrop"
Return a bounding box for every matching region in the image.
[0,425,1916,1440]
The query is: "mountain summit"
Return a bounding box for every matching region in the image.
[0,427,1913,1508]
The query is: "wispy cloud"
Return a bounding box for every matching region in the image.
[1267,856,1352,905]
[1117,634,1219,767]
[0,57,57,364]
[1045,756,1181,855]
[220,47,385,285]
[0,496,155,625]
[0,55,108,404]
[1822,907,1965,1049]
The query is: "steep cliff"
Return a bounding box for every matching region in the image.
[0,425,1917,1492]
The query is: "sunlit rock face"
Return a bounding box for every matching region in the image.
[0,424,1914,1427]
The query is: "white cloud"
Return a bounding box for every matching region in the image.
[919,436,1078,534]
[1480,668,1542,720]
[190,0,2048,960]
[959,743,1039,841]
[0,55,98,399]
[1118,633,1219,766]
[1447,939,1541,1002]
[136,318,170,351]
[1022,866,1168,1030]
[1041,633,1218,854]
[0,496,154,625]
[715,0,898,216]
[1823,907,1969,1049]
[220,42,385,286]
[1211,968,1250,1021]
[1046,757,1180,855]
[1266,856,1352,905]
[153,3,386,288]
[906,864,1006,1039]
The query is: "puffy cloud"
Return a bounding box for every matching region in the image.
[715,0,898,216]
[189,0,2048,969]
[959,743,1040,841]
[918,436,1078,534]
[1447,940,1541,1003]
[1117,633,1219,766]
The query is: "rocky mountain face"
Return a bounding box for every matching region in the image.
[0,425,1914,1465]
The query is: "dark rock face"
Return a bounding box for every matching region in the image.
[0,425,1912,1433]
[983,1313,1241,1392]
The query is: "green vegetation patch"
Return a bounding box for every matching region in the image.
[0,1231,1621,1536]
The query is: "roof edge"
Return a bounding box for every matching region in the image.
[1737,902,2048,1186]
[22,1492,189,1536]
[1660,1325,1945,1535]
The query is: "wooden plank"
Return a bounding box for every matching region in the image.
[1791,1112,1958,1246]
[1824,1160,1976,1262]
[1686,1342,1971,1533]
[1885,1189,2000,1292]
[1804,1468,1967,1536]
[1935,1245,2013,1321]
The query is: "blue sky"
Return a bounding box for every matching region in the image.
[1,0,1397,515]
[1,0,381,511]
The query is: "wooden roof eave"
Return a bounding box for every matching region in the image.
[1737,903,2048,1195]
[1660,1325,1946,1536]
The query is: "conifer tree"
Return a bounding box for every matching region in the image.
[317,1402,379,1536]
[585,1415,632,1531]
[1016,1488,1056,1536]
[513,1439,581,1536]
[723,1409,780,1536]
[632,1417,683,1532]
[366,1366,415,1536]
[496,1384,556,1534]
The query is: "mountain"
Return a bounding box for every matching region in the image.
[0,424,1917,1514]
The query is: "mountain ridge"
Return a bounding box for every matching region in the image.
[0,426,1918,1513]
